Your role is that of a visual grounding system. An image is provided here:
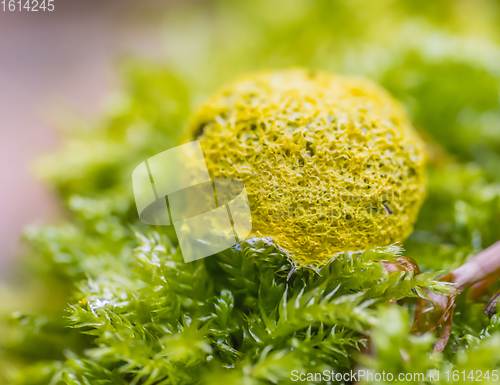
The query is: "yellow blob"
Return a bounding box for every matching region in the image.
[187,69,426,266]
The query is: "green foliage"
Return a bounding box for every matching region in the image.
[0,232,453,384]
[2,0,500,384]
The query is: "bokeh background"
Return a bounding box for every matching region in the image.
[2,0,500,276]
[0,0,168,274]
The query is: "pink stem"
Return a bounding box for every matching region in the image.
[448,241,500,293]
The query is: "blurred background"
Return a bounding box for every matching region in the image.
[2,0,500,277]
[0,0,169,274]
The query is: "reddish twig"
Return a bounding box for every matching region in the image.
[412,241,500,351]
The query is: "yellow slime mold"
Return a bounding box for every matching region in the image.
[187,69,426,266]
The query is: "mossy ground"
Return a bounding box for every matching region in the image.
[2,1,500,384]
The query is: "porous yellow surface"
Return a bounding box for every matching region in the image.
[187,69,426,267]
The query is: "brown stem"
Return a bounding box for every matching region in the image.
[469,271,500,300]
[485,290,500,318]
[448,241,500,293]
[411,241,500,351]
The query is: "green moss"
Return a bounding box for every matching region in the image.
[3,0,500,384]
